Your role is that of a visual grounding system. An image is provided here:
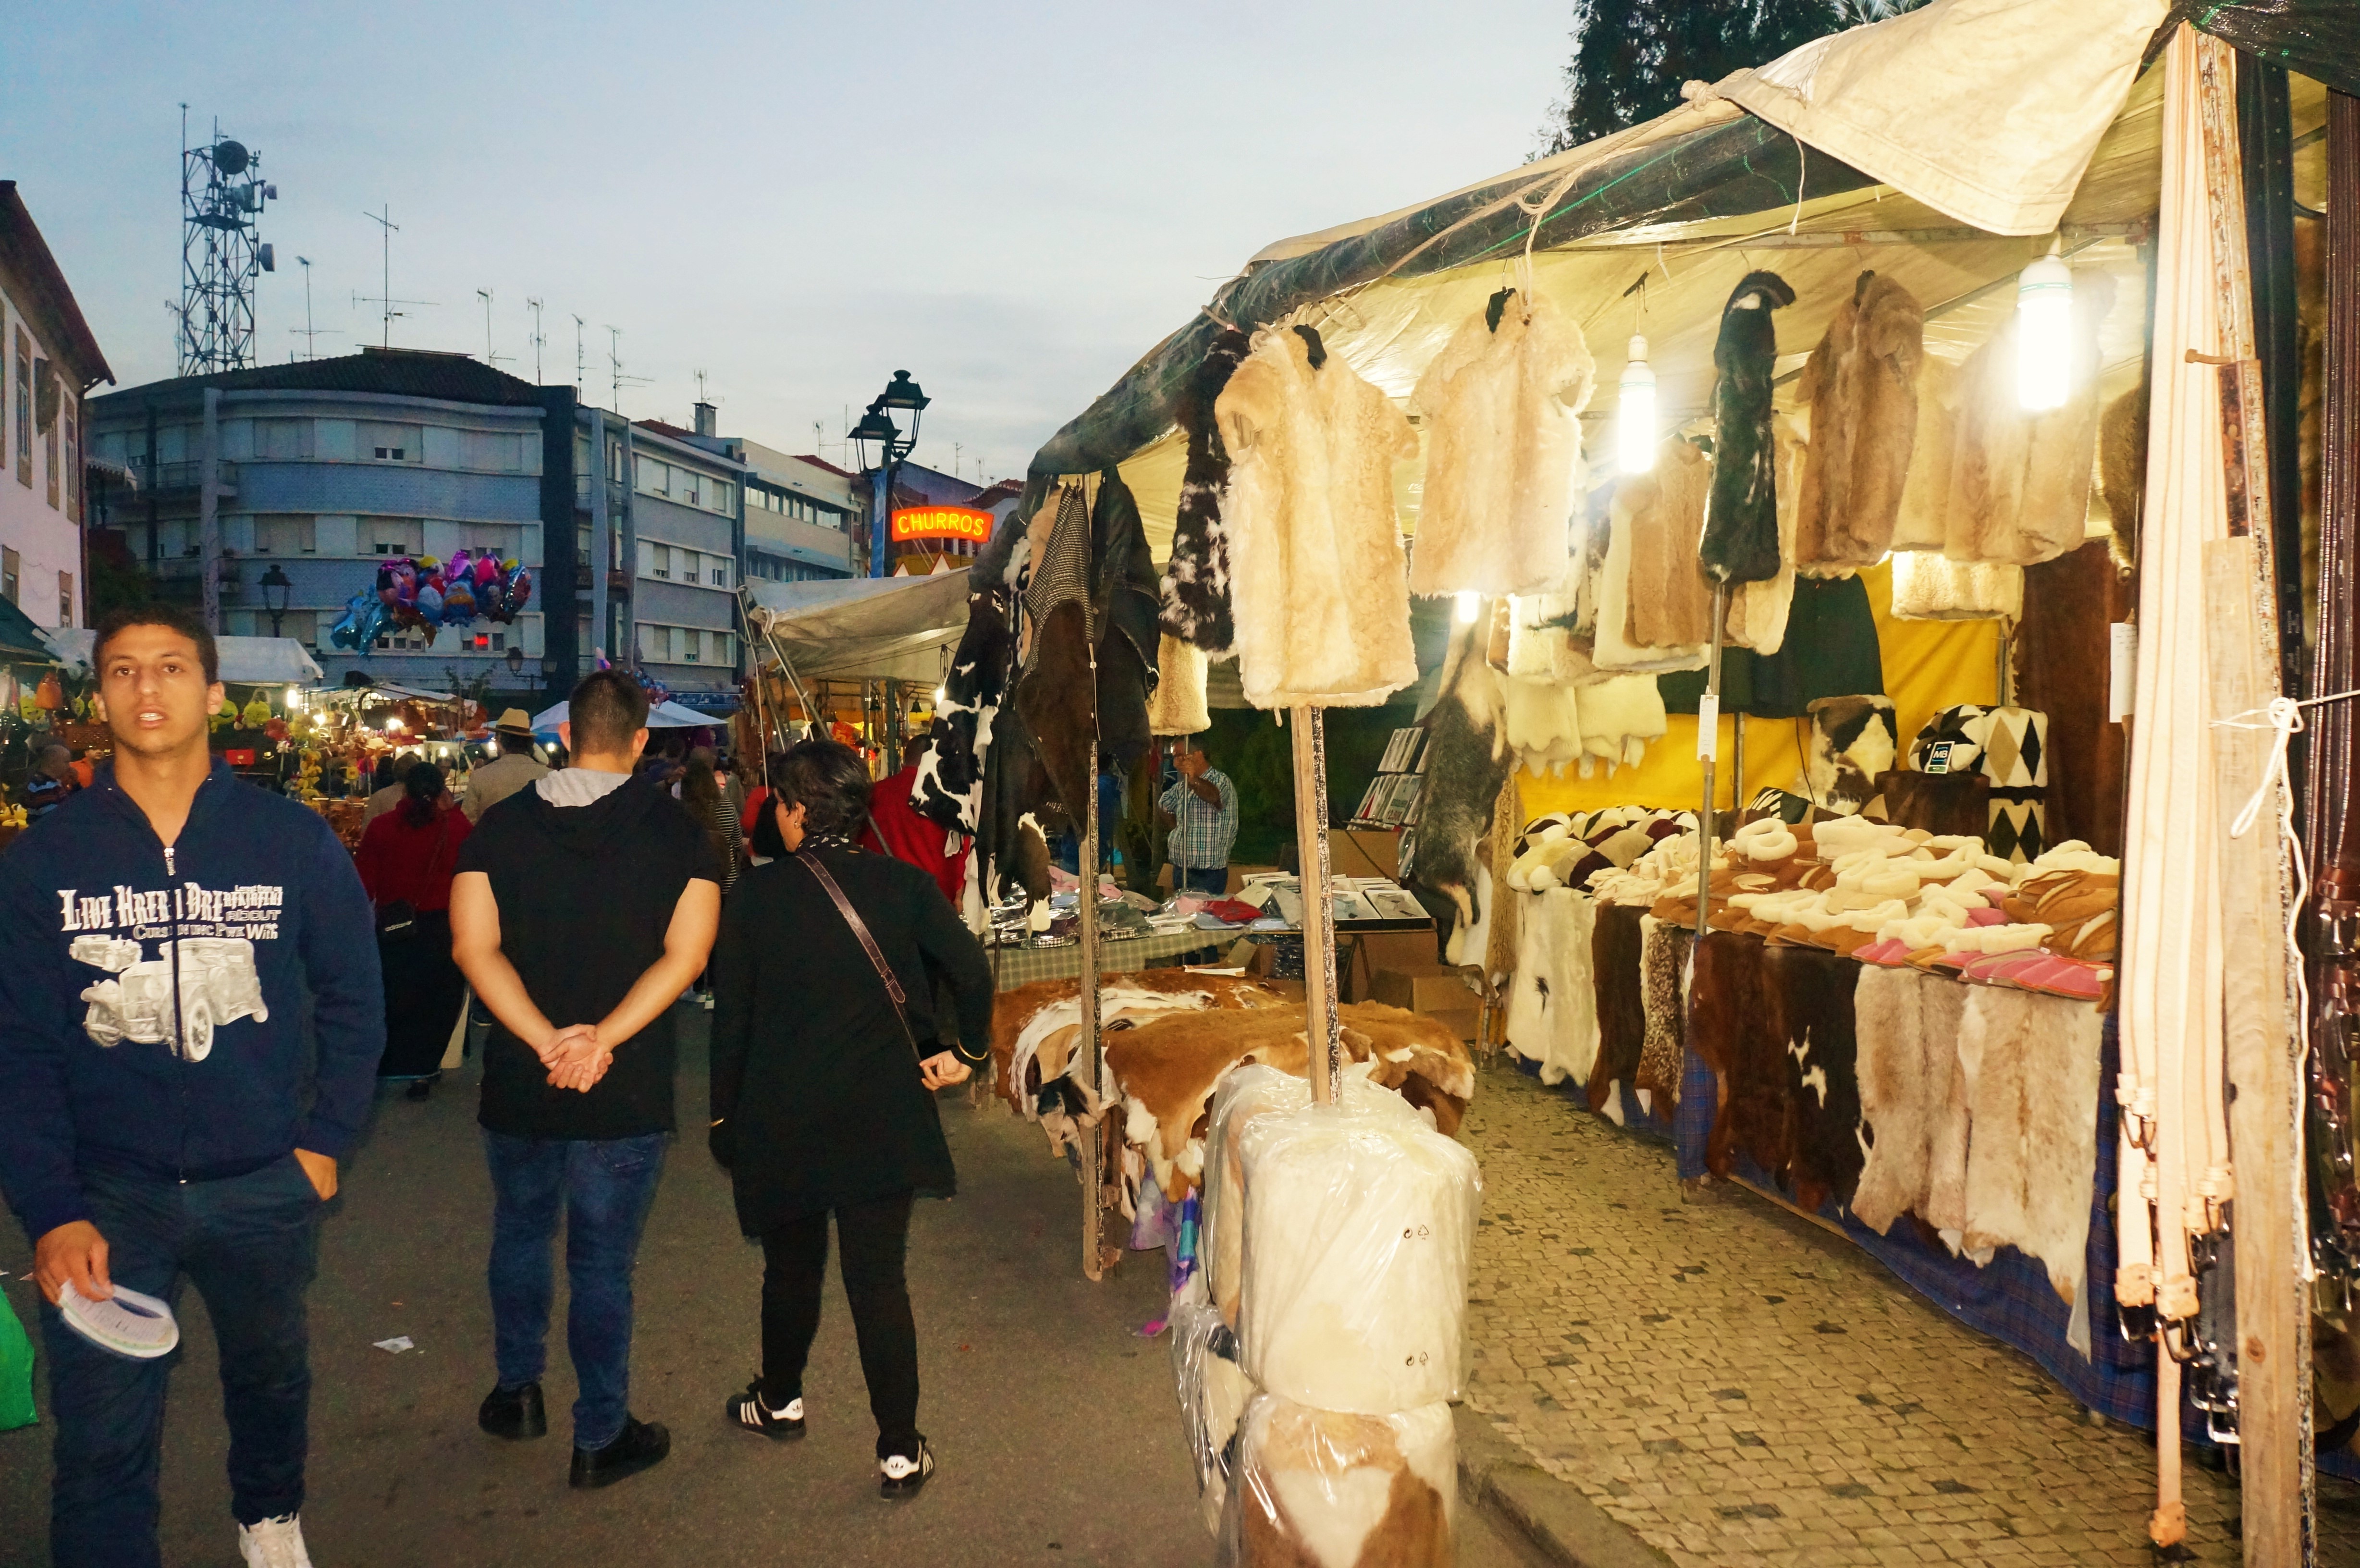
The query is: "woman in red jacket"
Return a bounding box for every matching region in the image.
[356,760,473,1098]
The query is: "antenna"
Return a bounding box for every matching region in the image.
[694,368,709,406]
[355,206,433,349]
[176,107,279,374]
[605,325,650,413]
[285,257,340,361]
[572,314,586,391]
[475,288,508,367]
[527,297,545,384]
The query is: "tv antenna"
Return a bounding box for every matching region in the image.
[286,257,340,361]
[572,314,587,391]
[527,297,545,384]
[475,288,508,368]
[354,206,434,348]
[176,104,278,375]
[605,325,650,413]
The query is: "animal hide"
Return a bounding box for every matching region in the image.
[1573,676,1666,776]
[2013,540,2130,857]
[1868,770,1989,839]
[1505,586,1597,683]
[1092,467,1163,774]
[973,503,1027,588]
[1162,327,1252,652]
[1149,633,1212,736]
[1764,944,1863,1214]
[1225,1395,1455,1568]
[1851,967,1968,1234]
[1014,483,1097,813]
[1586,902,1648,1115]
[1407,290,1596,598]
[979,700,1055,906]
[1634,914,1685,1111]
[1692,931,1784,1182]
[1890,355,1960,551]
[1595,473,1709,674]
[911,586,1015,832]
[1956,988,2104,1308]
[1698,270,1798,585]
[1481,774,1524,999]
[1220,325,1420,709]
[1502,677,1583,773]
[1888,551,2023,621]
[1942,270,2117,566]
[1618,437,1717,650]
[1803,696,1898,814]
[1721,416,1808,656]
[1795,271,1926,572]
[2098,377,2149,572]
[1504,889,1599,1087]
[1413,618,1512,964]
[1920,979,1973,1236]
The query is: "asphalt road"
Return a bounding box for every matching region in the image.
[0,1005,1544,1568]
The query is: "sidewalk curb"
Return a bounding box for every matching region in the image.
[1455,1406,1677,1568]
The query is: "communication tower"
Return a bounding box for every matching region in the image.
[176,107,278,376]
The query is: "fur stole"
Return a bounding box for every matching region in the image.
[1416,617,1512,963]
[1942,270,2117,566]
[911,586,1015,832]
[1408,290,1595,598]
[1698,270,1797,585]
[1220,325,1420,709]
[1091,467,1161,774]
[1722,416,1808,655]
[1889,551,2023,620]
[1803,695,1898,813]
[1620,437,1717,650]
[1147,633,1210,736]
[1161,328,1251,652]
[1795,271,1925,573]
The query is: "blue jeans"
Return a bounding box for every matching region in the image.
[482,1130,666,1449]
[41,1156,321,1568]
[1175,865,1227,894]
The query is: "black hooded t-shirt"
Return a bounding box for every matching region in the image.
[457,773,720,1140]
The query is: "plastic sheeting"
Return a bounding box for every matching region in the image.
[744,570,972,683]
[1171,1275,1257,1538]
[47,629,324,686]
[1222,1394,1456,1568]
[1233,1089,1480,1414]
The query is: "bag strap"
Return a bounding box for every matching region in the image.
[794,850,926,1066]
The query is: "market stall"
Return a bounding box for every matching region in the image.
[955,0,2354,1556]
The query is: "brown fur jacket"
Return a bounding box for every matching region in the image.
[1219,325,1421,709]
[1408,291,1596,598]
[1795,272,1926,572]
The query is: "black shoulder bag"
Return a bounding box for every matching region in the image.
[374,808,456,940]
[794,849,926,1069]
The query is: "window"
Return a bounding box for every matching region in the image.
[359,421,420,463]
[58,571,72,626]
[709,481,731,514]
[460,430,523,471]
[2,546,18,603]
[255,418,312,460]
[677,471,700,508]
[467,630,507,652]
[254,514,316,554]
[364,516,424,556]
[684,628,701,663]
[577,523,591,568]
[651,543,671,580]
[43,370,59,509]
[709,562,728,588]
[14,329,30,487]
[66,411,79,522]
[274,610,318,647]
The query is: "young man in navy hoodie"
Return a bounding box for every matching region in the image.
[0,605,382,1568]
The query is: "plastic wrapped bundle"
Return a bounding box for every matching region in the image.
[1222,1394,1455,1567]
[1171,1277,1257,1537]
[1235,1096,1480,1412]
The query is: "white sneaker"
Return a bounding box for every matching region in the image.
[238,1513,315,1568]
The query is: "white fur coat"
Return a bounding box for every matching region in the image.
[1219,327,1421,709]
[1408,292,1596,598]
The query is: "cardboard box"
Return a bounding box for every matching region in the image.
[1421,1005,1481,1044]
[1328,828,1400,881]
[1368,962,1481,1015]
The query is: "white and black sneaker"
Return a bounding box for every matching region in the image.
[238,1513,316,1568]
[725,1380,805,1439]
[879,1441,935,1498]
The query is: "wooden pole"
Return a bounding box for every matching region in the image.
[1691,586,1730,937]
[1291,706,1342,1104]
[1080,764,1106,1279]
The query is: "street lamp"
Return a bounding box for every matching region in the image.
[505,645,525,677]
[258,564,293,637]
[850,370,929,578]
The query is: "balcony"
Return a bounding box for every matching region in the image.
[141,460,238,501]
[149,557,241,605]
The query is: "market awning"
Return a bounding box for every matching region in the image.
[48,630,325,686]
[745,571,972,685]
[529,698,713,733]
[0,596,58,663]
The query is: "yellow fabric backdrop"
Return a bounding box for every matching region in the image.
[1520,561,2003,819]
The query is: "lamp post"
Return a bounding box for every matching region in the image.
[258,564,292,637]
[849,369,929,578]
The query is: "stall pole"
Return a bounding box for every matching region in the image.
[1730,713,1746,819]
[1691,588,1730,938]
[2191,33,2306,1562]
[1290,706,1342,1104]
[1080,772,1106,1278]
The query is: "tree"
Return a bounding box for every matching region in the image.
[1537,0,1930,156]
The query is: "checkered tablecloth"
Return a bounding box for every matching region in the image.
[990,928,1233,991]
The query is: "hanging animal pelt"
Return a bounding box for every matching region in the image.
[1013,484,1097,818]
[1803,695,1898,814]
[979,699,1057,907]
[1404,613,1511,964]
[1794,271,1925,573]
[1091,467,1162,777]
[911,585,1015,833]
[1160,327,1252,652]
[1698,270,1798,585]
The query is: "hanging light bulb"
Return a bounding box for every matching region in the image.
[933,685,946,706]
[1616,334,1657,475]
[284,686,301,709]
[1454,591,1480,625]
[2016,244,2075,413]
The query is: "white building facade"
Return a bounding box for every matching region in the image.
[0,183,113,629]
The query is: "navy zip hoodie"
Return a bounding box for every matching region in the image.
[0,760,382,1242]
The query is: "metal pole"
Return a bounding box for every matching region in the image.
[1291,707,1343,1103]
[1691,586,1730,939]
[1079,578,1106,1279]
[870,464,893,578]
[199,388,222,635]
[1730,712,1746,820]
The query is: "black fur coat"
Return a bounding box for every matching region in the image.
[1698,271,1797,585]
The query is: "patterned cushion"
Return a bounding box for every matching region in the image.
[1909,704,2050,862]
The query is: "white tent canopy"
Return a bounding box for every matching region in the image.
[745,571,972,684]
[48,631,324,686]
[529,698,712,734]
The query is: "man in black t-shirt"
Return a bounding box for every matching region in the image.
[451,669,720,1490]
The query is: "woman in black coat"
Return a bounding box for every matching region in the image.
[708,739,992,1497]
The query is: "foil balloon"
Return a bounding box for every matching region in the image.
[442,576,477,623]
[330,591,388,652]
[415,584,444,623]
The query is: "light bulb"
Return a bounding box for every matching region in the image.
[284,686,300,707]
[485,738,500,758]
[1454,591,1480,625]
[2016,247,2075,413]
[1616,335,1657,475]
[933,685,946,705]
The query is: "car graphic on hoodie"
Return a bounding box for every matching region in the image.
[69,932,269,1060]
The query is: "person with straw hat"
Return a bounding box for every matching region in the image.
[464,710,549,824]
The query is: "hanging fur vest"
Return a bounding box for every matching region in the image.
[1160,328,1251,652]
[1219,325,1420,710]
[1698,271,1798,585]
[1407,290,1596,599]
[1090,468,1161,775]
[1794,271,1926,573]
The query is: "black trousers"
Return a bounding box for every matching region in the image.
[761,1190,920,1459]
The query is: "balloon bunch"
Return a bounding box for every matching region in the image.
[632,666,672,708]
[325,551,534,657]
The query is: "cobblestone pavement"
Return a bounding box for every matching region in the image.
[1458,1058,2360,1568]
